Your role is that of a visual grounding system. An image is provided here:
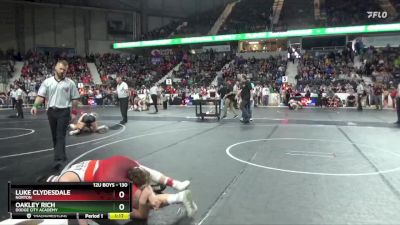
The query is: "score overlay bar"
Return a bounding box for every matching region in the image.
[8,182,132,219]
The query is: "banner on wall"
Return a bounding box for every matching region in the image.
[151,49,174,56]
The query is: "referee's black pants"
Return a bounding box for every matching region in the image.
[396,98,400,123]
[119,97,128,123]
[151,94,158,112]
[357,94,363,111]
[11,98,16,109]
[16,99,23,118]
[47,108,70,165]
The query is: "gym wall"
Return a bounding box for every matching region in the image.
[0,3,139,55]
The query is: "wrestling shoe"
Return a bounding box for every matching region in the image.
[182,190,198,218]
[69,130,79,136]
[97,125,109,134]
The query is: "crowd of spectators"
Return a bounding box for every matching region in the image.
[219,0,274,34]
[19,52,92,88]
[279,0,315,30]
[137,5,225,41]
[139,6,224,41]
[171,7,224,37]
[95,53,178,89]
[108,0,400,41]
[76,85,119,106]
[159,55,286,108]
[172,50,232,88]
[392,0,400,21]
[296,47,358,84]
[0,49,17,83]
[360,45,400,83]
[2,41,400,110]
[123,0,400,40]
[138,20,180,41]
[294,47,361,103]
[324,0,385,27]
[221,55,286,89]
[159,55,287,108]
[292,43,400,109]
[215,0,399,34]
[0,52,92,108]
[359,44,400,108]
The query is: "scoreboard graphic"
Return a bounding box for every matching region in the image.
[8,182,131,220]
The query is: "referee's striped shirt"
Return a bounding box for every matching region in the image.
[37,76,80,109]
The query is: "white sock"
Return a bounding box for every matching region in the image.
[69,130,80,135]
[167,192,184,204]
[172,180,190,191]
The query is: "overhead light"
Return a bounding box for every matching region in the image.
[249,41,259,44]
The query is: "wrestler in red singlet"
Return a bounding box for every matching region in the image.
[46,155,197,218]
[92,156,139,181]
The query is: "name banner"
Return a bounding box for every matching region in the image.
[9,183,131,219]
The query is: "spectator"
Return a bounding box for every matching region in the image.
[262,84,270,106]
[347,93,356,107]
[396,82,400,124]
[357,81,364,111]
[390,86,397,109]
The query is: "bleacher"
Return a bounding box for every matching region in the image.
[173,51,232,88]
[170,7,225,38]
[218,0,274,34]
[1,0,400,108]
[324,0,385,26]
[95,53,178,89]
[279,0,316,29]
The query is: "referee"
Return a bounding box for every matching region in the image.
[15,83,24,119]
[150,84,159,113]
[31,60,80,170]
[116,77,129,124]
[10,85,16,110]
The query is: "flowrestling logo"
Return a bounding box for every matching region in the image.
[367,11,388,19]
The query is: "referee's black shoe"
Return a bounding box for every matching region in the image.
[52,160,67,171]
[119,120,127,124]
